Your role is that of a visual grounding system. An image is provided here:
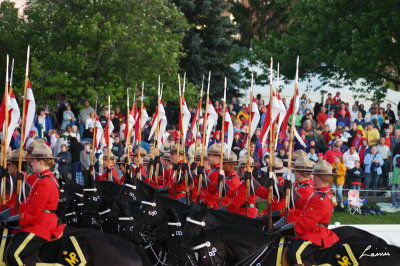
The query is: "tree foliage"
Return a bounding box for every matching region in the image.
[0,0,193,110]
[173,0,243,99]
[252,0,400,101]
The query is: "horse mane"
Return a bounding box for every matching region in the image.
[155,194,190,213]
[208,209,265,230]
[95,181,122,197]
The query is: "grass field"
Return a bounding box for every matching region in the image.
[258,202,400,224]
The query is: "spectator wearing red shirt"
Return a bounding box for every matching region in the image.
[333,91,341,105]
[357,137,369,166]
[324,142,343,164]
[317,106,328,128]
[322,125,332,145]
[335,102,351,118]
[352,130,364,149]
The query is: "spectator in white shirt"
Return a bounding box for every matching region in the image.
[343,146,360,187]
[325,111,337,133]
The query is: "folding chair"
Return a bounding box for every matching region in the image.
[347,189,363,214]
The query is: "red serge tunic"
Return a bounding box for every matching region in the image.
[19,169,65,241]
[226,180,258,218]
[287,179,315,223]
[97,166,120,184]
[293,186,339,247]
[255,176,286,217]
[203,164,220,209]
[221,171,241,206]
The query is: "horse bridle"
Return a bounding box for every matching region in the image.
[191,240,222,266]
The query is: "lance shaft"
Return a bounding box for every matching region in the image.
[197,93,209,204]
[245,90,253,217]
[136,93,144,180]
[268,61,274,230]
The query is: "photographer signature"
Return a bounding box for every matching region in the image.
[359,245,390,259]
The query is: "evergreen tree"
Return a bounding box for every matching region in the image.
[173,0,242,99]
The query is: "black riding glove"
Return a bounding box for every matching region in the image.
[173,163,180,171]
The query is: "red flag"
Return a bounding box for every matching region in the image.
[279,87,298,141]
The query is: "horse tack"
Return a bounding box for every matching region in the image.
[192,240,221,266]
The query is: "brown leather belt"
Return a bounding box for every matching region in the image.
[317,222,328,228]
[43,209,56,214]
[241,203,255,208]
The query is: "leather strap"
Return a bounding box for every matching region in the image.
[43,209,56,214]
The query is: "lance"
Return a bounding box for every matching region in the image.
[218,77,227,207]
[154,84,164,188]
[245,73,254,217]
[193,75,204,161]
[16,47,30,213]
[136,83,145,179]
[174,74,183,199]
[126,87,130,164]
[107,96,112,181]
[149,77,161,189]
[181,73,190,204]
[90,95,98,182]
[197,71,211,204]
[126,90,135,166]
[284,56,300,223]
[2,55,10,209]
[267,58,275,229]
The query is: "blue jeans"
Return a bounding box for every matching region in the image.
[364,172,380,197]
[352,184,361,191]
[78,122,85,138]
[331,184,343,202]
[382,159,389,187]
[392,184,400,207]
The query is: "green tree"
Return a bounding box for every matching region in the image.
[173,0,242,99]
[252,0,400,101]
[1,0,191,110]
[229,0,292,47]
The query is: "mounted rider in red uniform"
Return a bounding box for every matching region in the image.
[220,152,240,206]
[202,143,222,209]
[279,160,339,265]
[97,151,120,183]
[6,143,65,266]
[226,157,258,218]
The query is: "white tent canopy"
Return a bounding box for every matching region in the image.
[234,60,400,110]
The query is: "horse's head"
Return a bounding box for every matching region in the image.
[177,203,208,264]
[117,183,138,202]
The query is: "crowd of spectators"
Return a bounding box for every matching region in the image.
[6,91,400,209]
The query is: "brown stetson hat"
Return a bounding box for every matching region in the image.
[26,138,46,152]
[134,147,147,156]
[291,149,308,163]
[143,154,151,164]
[163,152,171,161]
[30,143,55,160]
[223,151,238,163]
[237,156,255,168]
[170,144,185,155]
[7,150,27,162]
[194,150,207,161]
[292,154,314,173]
[312,160,333,182]
[207,143,222,156]
[273,157,287,174]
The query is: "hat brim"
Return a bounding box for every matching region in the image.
[30,154,55,160]
[292,166,313,173]
[274,167,287,174]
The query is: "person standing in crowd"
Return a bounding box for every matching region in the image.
[364,145,384,197]
[354,111,366,128]
[377,137,391,188]
[391,129,400,157]
[53,130,64,157]
[331,155,346,208]
[386,104,396,124]
[35,108,53,139]
[317,106,328,128]
[56,143,72,183]
[111,135,124,159]
[61,104,76,130]
[80,142,96,186]
[337,109,351,128]
[348,160,364,191]
[324,142,343,164]
[391,157,400,209]
[78,100,95,135]
[350,104,359,122]
[325,111,337,133]
[69,137,84,180]
[365,122,380,146]
[110,110,120,135]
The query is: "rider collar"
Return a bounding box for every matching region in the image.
[316,186,330,193]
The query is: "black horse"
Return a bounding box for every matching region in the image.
[182,223,400,266]
[119,194,191,265]
[177,203,280,263]
[0,226,151,265]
